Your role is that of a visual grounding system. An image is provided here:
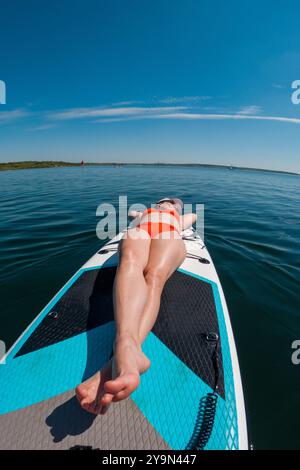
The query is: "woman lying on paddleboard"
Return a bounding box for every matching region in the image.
[76,198,197,414]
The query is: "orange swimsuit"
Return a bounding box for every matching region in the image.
[137,208,181,239]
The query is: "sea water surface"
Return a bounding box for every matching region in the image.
[0,165,299,449]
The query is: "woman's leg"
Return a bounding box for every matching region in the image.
[113,230,151,340]
[138,236,186,342]
[99,235,186,408]
[76,232,186,414]
[76,228,152,413]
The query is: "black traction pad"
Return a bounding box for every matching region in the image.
[16,267,224,397]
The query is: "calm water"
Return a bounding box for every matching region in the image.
[0,165,299,449]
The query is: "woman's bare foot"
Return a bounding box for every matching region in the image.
[75,359,113,415]
[75,335,150,415]
[102,335,150,407]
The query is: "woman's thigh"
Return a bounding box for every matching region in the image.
[144,236,186,282]
[118,227,151,270]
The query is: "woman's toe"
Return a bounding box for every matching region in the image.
[112,389,132,402]
[75,384,88,402]
[100,393,114,406]
[104,377,127,394]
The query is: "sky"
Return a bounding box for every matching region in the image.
[1,0,300,173]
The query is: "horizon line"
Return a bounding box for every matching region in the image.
[0,160,298,176]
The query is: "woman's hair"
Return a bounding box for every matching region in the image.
[156,197,184,214]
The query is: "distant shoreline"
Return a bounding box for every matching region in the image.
[0,160,298,176]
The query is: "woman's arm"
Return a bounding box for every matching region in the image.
[128,210,143,220]
[128,210,144,227]
[180,213,197,231]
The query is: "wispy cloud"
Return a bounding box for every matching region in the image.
[144,112,300,125]
[112,100,144,106]
[237,105,262,115]
[159,95,211,104]
[47,106,188,121]
[272,83,286,89]
[28,123,57,131]
[95,111,300,125]
[0,109,30,123]
[94,116,153,123]
[2,101,300,129]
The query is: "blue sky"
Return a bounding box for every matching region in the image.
[1,0,300,172]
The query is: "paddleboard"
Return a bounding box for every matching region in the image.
[0,228,248,450]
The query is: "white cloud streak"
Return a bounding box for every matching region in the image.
[145,112,300,124]
[48,106,187,121]
[272,83,286,89]
[112,100,144,106]
[95,111,300,125]
[2,102,300,128]
[237,105,262,115]
[159,95,211,104]
[0,109,30,123]
[29,123,57,131]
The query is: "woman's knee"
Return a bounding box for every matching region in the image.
[144,266,168,290]
[119,248,143,271]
